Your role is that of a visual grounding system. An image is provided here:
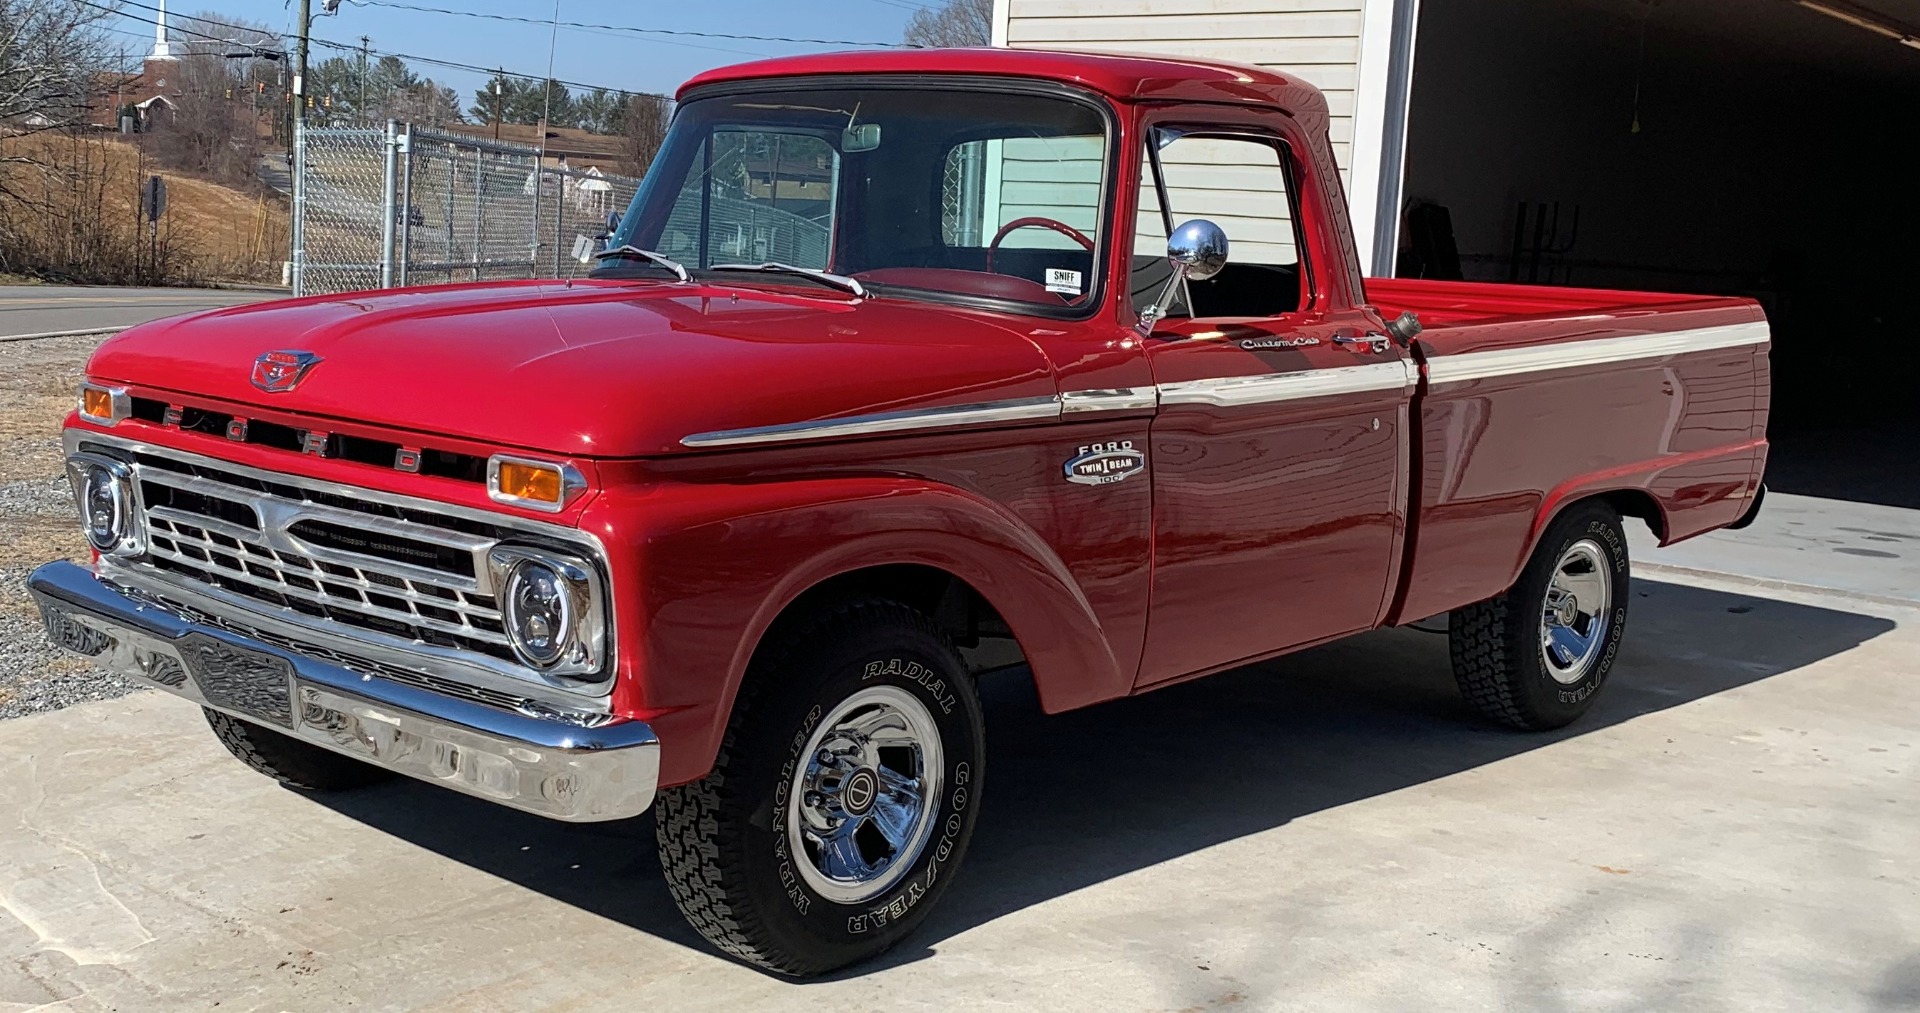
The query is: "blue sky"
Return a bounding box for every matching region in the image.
[113,0,929,104]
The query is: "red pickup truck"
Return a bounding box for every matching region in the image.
[31,48,1770,975]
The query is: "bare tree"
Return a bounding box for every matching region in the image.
[902,0,992,48]
[143,12,280,189]
[618,92,670,176]
[0,0,119,138]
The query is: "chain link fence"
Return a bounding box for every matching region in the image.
[293,122,641,297]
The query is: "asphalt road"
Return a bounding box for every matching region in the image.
[1,526,1915,1009]
[0,286,276,340]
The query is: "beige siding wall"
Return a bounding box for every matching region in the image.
[1000,0,1365,177]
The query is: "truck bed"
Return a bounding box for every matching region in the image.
[1363,276,1772,626]
[1365,277,1736,329]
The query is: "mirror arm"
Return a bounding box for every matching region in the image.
[1137,263,1191,337]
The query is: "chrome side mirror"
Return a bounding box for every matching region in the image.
[1139,219,1229,334]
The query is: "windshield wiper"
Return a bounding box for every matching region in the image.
[593,245,690,283]
[707,262,866,298]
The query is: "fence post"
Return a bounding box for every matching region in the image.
[529,154,541,278]
[552,166,566,275]
[380,119,399,288]
[291,118,306,296]
[473,145,484,282]
[398,123,414,287]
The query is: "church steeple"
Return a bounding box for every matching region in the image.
[148,0,177,61]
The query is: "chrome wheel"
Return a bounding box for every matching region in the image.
[1540,539,1612,684]
[786,685,945,905]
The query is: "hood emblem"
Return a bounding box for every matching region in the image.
[251,350,322,393]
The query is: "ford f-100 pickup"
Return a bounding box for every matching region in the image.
[30,48,1770,975]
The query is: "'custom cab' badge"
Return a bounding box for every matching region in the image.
[1064,441,1146,486]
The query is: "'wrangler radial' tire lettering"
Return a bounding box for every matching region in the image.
[203,707,396,790]
[654,598,986,976]
[1449,501,1631,730]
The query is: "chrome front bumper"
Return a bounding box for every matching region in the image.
[28,560,659,822]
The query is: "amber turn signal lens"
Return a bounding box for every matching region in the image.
[78,384,126,425]
[496,460,563,503]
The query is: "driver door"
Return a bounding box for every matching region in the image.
[1135,125,1411,687]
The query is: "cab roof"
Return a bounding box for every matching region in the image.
[678,47,1329,119]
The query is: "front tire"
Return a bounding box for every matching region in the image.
[1450,501,1631,730]
[203,708,395,790]
[655,599,985,976]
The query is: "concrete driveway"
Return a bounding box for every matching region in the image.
[1,560,1915,1011]
[0,287,275,341]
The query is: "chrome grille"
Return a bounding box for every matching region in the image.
[121,448,518,663]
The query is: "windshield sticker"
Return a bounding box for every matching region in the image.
[1045,268,1084,296]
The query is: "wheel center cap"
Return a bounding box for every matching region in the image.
[841,768,879,816]
[1554,596,1578,626]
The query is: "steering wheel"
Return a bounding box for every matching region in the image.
[986,216,1095,274]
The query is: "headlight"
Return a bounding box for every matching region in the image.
[487,546,605,675]
[64,453,143,557]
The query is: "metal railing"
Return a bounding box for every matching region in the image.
[293,121,642,297]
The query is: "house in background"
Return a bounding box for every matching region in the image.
[90,0,184,130]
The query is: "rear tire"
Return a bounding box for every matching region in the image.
[1450,501,1630,730]
[655,599,985,976]
[203,708,395,791]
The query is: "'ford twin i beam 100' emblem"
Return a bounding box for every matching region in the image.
[251,350,323,393]
[1064,441,1146,486]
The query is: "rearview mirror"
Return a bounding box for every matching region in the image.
[1138,219,1229,334]
[842,123,881,152]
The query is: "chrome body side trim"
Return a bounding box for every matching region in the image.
[1059,387,1159,413]
[681,395,1062,448]
[1424,322,1770,386]
[29,560,658,822]
[1158,361,1413,407]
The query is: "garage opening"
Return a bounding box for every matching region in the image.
[1397,0,1920,508]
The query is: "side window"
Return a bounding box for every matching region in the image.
[941,135,1105,252]
[658,130,837,269]
[1134,133,1305,319]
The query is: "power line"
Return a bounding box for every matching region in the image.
[338,0,913,49]
[80,0,648,96]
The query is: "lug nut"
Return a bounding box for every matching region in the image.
[804,790,826,808]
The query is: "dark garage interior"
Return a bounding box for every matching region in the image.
[1397,0,1920,507]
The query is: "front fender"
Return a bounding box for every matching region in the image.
[580,476,1127,788]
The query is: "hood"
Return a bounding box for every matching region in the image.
[86,280,1059,457]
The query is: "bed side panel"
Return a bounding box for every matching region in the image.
[1391,302,1768,624]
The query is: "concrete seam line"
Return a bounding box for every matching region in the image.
[1634,560,1919,610]
[0,327,125,344]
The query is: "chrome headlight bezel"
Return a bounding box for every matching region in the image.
[486,545,607,677]
[65,452,145,558]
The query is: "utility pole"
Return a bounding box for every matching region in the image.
[492,71,503,140]
[358,36,369,124]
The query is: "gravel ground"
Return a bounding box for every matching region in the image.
[0,333,137,719]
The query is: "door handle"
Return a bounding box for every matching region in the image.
[1332,334,1390,354]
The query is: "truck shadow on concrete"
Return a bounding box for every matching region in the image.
[309,576,1896,975]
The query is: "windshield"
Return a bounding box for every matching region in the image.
[600,85,1112,311]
